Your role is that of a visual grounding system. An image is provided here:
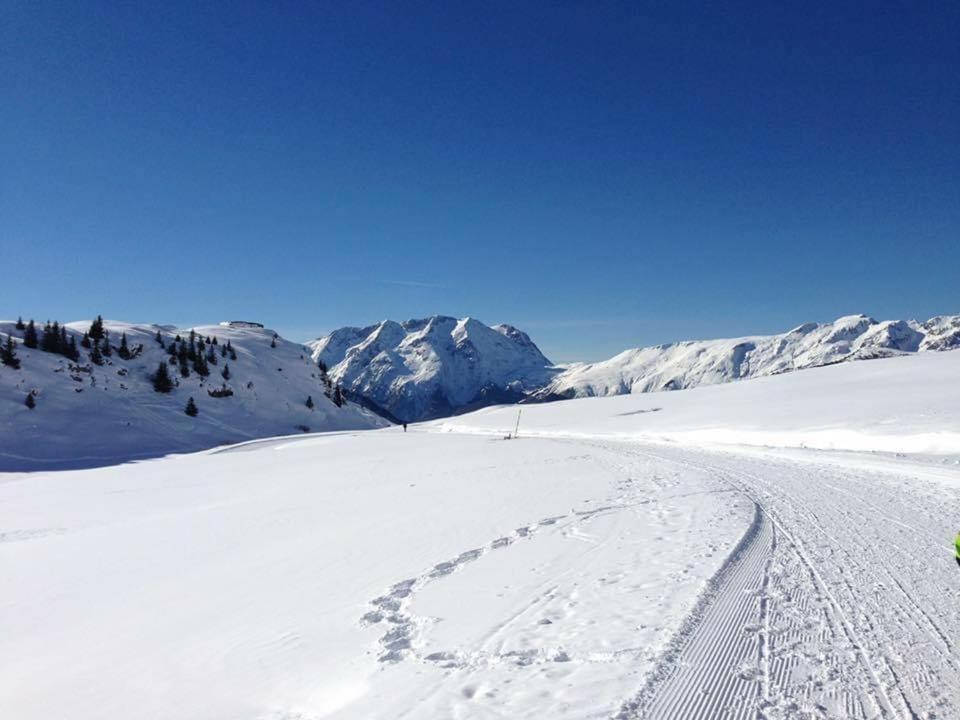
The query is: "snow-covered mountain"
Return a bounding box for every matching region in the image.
[0,319,387,470]
[309,316,558,422]
[537,313,960,400]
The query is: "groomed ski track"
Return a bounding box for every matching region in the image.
[607,440,960,719]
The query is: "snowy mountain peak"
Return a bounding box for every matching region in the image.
[309,316,557,422]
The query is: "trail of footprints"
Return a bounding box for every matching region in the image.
[361,514,569,664]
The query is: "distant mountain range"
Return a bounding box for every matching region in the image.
[311,313,960,418]
[3,312,957,469]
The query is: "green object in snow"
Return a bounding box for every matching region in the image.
[956,531,960,559]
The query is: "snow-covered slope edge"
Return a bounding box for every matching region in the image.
[0,319,388,471]
[538,313,960,400]
[434,349,960,455]
[309,315,559,422]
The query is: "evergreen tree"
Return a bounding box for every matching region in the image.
[24,320,38,348]
[24,392,35,409]
[221,363,230,380]
[15,316,25,330]
[305,395,314,409]
[227,340,237,360]
[118,332,130,360]
[41,322,57,352]
[179,355,190,377]
[193,350,209,377]
[89,339,104,365]
[80,331,91,349]
[155,330,164,346]
[184,396,198,417]
[332,385,345,407]
[59,325,68,355]
[1,335,21,369]
[270,337,277,348]
[101,330,112,357]
[152,361,173,393]
[89,315,105,341]
[67,336,80,361]
[167,340,177,357]
[220,343,228,358]
[318,359,328,374]
[206,345,217,365]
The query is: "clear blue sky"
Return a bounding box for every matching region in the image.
[2,2,957,362]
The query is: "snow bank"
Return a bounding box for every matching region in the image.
[434,351,960,455]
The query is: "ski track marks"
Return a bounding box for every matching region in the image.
[612,441,960,720]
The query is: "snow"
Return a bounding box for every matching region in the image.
[0,320,386,471]
[537,312,960,400]
[309,315,558,422]
[439,350,960,455]
[2,347,959,719]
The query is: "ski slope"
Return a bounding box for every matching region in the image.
[1,351,958,719]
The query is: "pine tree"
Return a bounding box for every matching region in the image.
[24,320,38,349]
[89,339,104,365]
[67,336,80,361]
[101,330,112,357]
[212,336,218,345]
[270,337,277,348]
[89,315,105,341]
[220,343,227,358]
[24,392,35,409]
[118,332,130,360]
[227,340,237,360]
[184,396,198,417]
[318,359,328,374]
[179,355,190,377]
[41,322,57,352]
[155,330,164,346]
[193,350,209,377]
[206,345,217,365]
[1,335,21,369]
[59,325,68,355]
[80,331,91,349]
[332,385,345,407]
[152,361,173,393]
[221,363,230,380]
[167,340,177,357]
[305,395,314,409]
[15,317,25,330]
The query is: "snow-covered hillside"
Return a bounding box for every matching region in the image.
[0,319,386,470]
[309,315,558,422]
[538,312,960,399]
[437,348,960,455]
[2,348,958,719]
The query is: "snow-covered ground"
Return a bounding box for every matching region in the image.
[2,351,958,719]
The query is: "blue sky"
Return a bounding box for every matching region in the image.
[2,2,957,362]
